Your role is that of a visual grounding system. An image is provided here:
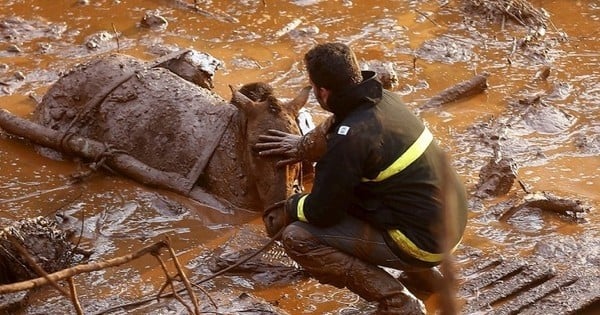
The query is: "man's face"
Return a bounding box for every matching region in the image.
[310,80,331,112]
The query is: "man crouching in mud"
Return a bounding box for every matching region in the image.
[255,42,468,314]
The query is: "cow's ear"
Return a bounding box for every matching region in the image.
[230,84,254,113]
[284,86,311,114]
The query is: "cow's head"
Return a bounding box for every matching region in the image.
[230,83,311,231]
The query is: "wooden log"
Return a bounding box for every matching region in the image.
[420,72,489,109]
[0,109,193,196]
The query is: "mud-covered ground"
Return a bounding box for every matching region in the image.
[0,1,598,314]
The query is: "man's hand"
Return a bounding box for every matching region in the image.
[255,129,303,167]
[263,204,293,237]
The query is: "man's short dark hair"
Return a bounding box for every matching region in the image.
[304,43,362,92]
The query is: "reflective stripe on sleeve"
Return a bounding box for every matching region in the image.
[363,127,433,182]
[296,195,309,222]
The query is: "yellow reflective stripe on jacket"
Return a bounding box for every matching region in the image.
[296,195,309,222]
[388,229,461,263]
[363,127,433,182]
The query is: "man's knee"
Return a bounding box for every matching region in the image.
[281,223,321,255]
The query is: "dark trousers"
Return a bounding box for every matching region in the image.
[289,214,430,272]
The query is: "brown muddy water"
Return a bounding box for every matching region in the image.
[0,0,599,314]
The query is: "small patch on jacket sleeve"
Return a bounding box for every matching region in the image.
[337,125,350,135]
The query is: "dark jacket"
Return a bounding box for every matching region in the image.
[286,71,467,259]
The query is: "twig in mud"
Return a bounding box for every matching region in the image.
[95,229,283,314]
[412,55,417,71]
[532,65,551,81]
[0,184,74,204]
[111,23,120,52]
[415,9,441,27]
[517,179,531,194]
[67,277,84,315]
[172,0,239,23]
[73,203,86,258]
[498,192,589,222]
[154,254,196,315]
[164,236,202,314]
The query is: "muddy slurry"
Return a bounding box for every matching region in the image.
[1,0,599,314]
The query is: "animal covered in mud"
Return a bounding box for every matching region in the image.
[29,49,310,220]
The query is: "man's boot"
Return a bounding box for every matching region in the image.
[397,267,445,297]
[282,224,426,315]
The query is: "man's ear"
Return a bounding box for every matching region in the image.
[316,86,331,102]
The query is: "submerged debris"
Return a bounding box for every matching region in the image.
[84,31,115,50]
[0,216,74,284]
[515,97,576,134]
[361,60,399,90]
[0,17,67,42]
[475,156,517,198]
[464,0,550,31]
[415,36,475,64]
[499,191,591,222]
[140,10,168,29]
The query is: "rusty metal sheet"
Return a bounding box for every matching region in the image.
[517,271,600,315]
[459,259,527,297]
[459,257,600,315]
[463,265,556,313]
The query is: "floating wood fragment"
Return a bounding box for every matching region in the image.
[533,65,551,81]
[273,18,302,39]
[420,72,489,109]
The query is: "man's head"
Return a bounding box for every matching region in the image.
[304,43,362,110]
